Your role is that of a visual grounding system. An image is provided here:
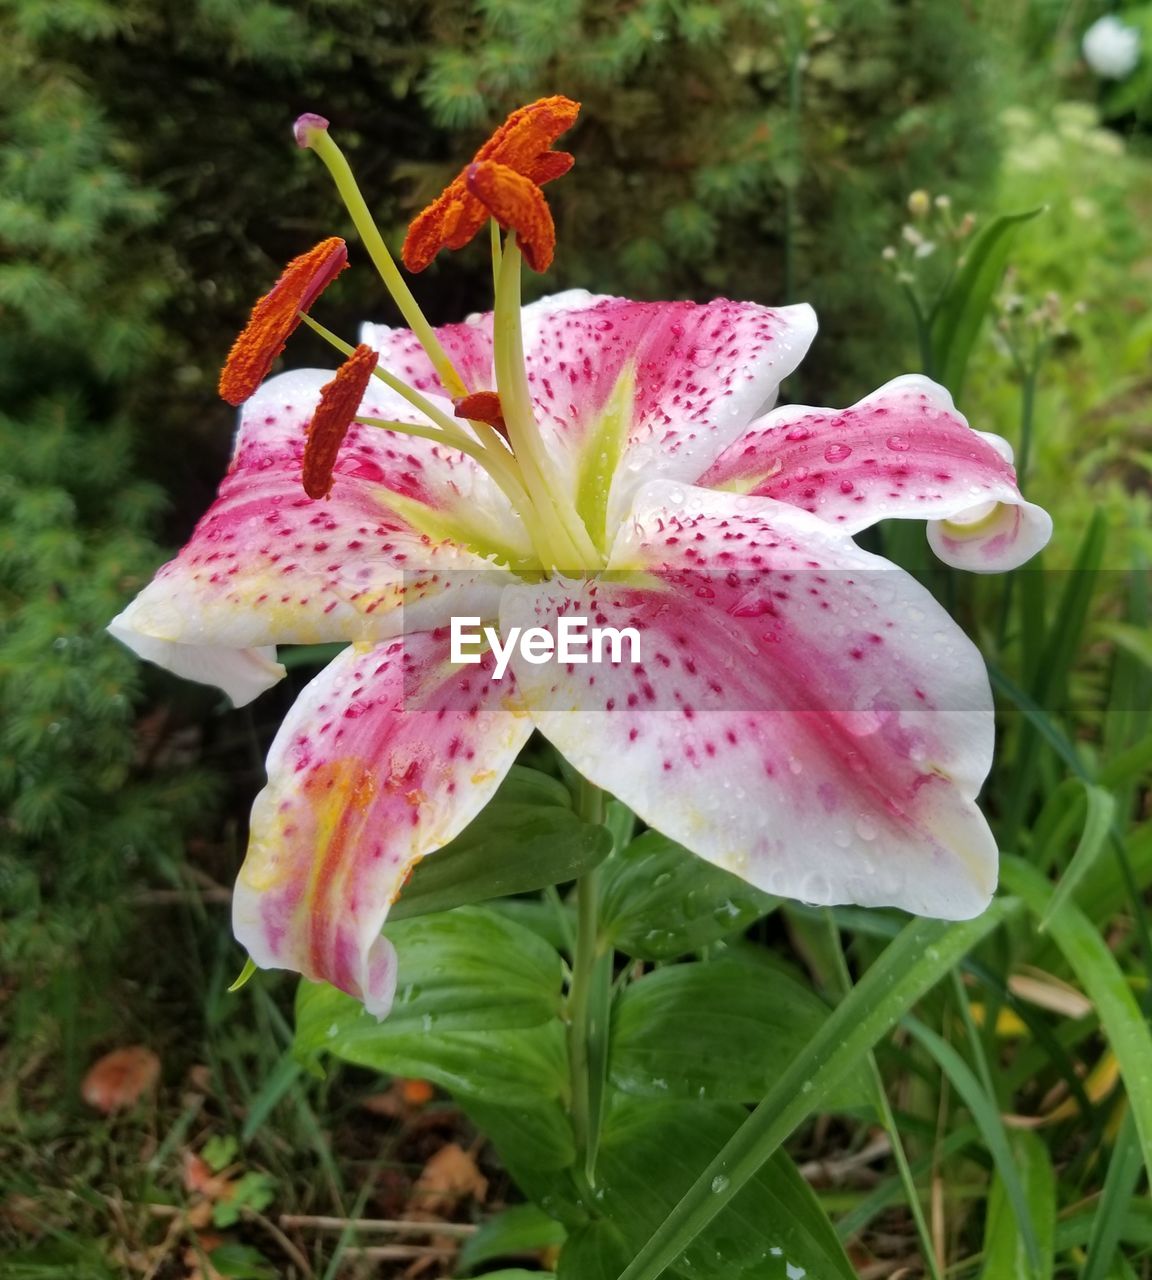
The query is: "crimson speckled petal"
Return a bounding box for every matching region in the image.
[233,631,531,1016]
[502,480,998,920]
[110,368,524,688]
[702,374,1052,571]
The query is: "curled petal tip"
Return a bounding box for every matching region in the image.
[293,112,330,148]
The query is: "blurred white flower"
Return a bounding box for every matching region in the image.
[1082,14,1141,79]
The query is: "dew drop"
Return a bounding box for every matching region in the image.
[711,1175,730,1194]
[855,815,878,841]
[886,434,911,452]
[785,425,812,442]
[824,442,853,463]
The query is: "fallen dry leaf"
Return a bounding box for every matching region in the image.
[408,1143,488,1217]
[81,1046,161,1113]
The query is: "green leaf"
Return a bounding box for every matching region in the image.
[903,1018,1040,1270]
[204,1245,277,1280]
[471,1273,556,1279]
[390,768,608,922]
[202,1133,238,1172]
[979,1130,1054,1280]
[600,831,777,960]
[457,1204,567,1274]
[386,906,564,1030]
[1039,782,1116,929]
[1002,858,1152,1185]
[463,1097,578,1217]
[212,1171,277,1228]
[558,1220,634,1280]
[581,1100,856,1280]
[930,206,1042,398]
[616,902,1019,1280]
[1080,1111,1145,1280]
[294,907,568,1104]
[609,955,868,1109]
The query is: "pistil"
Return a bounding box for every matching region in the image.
[295,115,468,399]
[493,238,604,570]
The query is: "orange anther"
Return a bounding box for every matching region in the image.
[465,162,556,272]
[301,345,378,499]
[402,96,578,273]
[453,390,507,435]
[219,238,348,406]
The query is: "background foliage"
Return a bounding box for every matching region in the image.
[1,0,1150,1276]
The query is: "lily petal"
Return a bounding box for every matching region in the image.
[233,632,531,1015]
[519,295,818,545]
[701,374,1051,571]
[105,621,284,708]
[110,369,521,690]
[364,293,817,549]
[502,481,998,919]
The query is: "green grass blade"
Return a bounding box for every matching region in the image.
[1001,857,1152,1179]
[904,1017,1040,1270]
[615,902,1019,1280]
[1081,1110,1145,1280]
[1039,782,1117,930]
[930,206,1042,400]
[979,1130,1055,1280]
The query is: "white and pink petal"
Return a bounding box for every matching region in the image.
[109,370,520,693]
[233,632,532,1016]
[701,374,1051,571]
[501,482,999,919]
[104,623,284,708]
[517,295,817,541]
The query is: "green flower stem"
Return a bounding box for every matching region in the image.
[569,777,611,1189]
[304,127,468,398]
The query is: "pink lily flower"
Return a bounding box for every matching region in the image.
[109,101,1051,1017]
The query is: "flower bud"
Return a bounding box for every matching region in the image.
[907,190,931,218]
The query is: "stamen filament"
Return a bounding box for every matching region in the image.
[355,415,492,459]
[298,316,565,564]
[303,127,468,398]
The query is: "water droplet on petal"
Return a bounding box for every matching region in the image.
[855,815,878,841]
[786,425,812,442]
[886,434,911,452]
[824,442,853,463]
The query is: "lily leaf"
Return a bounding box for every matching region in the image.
[391,766,610,921]
[930,206,1042,399]
[599,831,777,960]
